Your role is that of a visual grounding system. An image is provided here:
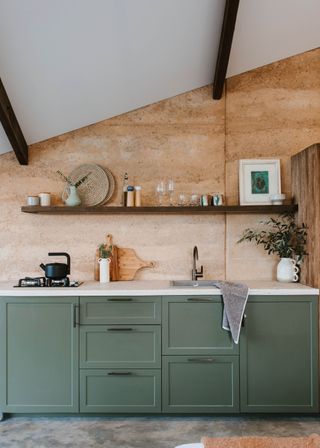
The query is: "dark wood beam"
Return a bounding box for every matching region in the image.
[213,0,240,99]
[0,78,28,164]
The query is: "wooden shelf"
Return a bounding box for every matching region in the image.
[21,204,298,215]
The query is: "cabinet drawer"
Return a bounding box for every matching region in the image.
[80,325,161,368]
[162,356,239,413]
[80,369,161,413]
[162,296,237,355]
[80,296,161,325]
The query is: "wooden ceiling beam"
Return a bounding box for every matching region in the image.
[0,78,28,165]
[213,0,240,100]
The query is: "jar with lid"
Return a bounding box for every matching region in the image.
[126,186,135,207]
[134,186,142,207]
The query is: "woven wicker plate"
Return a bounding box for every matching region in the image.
[102,167,115,204]
[68,164,111,207]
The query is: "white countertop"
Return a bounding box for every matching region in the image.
[0,280,318,296]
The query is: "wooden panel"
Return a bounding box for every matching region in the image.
[162,356,239,413]
[240,295,318,413]
[212,0,240,99]
[21,205,298,215]
[0,78,28,165]
[291,143,320,287]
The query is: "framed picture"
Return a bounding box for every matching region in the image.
[239,159,281,205]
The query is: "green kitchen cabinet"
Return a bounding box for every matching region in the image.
[80,324,161,369]
[0,296,79,413]
[80,369,161,413]
[162,355,239,413]
[80,296,161,325]
[240,295,318,413]
[162,296,237,355]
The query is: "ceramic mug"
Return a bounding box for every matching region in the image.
[27,196,40,206]
[38,192,51,206]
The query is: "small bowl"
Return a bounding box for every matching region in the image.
[270,194,286,205]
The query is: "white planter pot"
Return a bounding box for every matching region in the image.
[277,258,299,282]
[98,258,111,283]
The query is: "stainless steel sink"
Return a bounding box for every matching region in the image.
[171,280,218,288]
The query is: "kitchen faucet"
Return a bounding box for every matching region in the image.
[192,246,203,281]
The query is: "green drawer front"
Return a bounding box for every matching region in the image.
[162,356,239,413]
[80,325,161,369]
[80,369,161,413]
[162,296,237,355]
[80,296,161,325]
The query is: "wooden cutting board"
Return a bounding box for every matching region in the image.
[117,247,155,281]
[94,234,154,281]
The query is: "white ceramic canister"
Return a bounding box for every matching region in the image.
[38,192,51,206]
[98,258,111,283]
[276,258,299,282]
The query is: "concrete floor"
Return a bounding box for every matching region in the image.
[1,416,320,448]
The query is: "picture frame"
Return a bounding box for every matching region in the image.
[239,159,281,205]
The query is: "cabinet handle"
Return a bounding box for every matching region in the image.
[73,304,79,328]
[241,314,247,327]
[187,298,213,302]
[108,372,133,376]
[107,328,133,331]
[188,358,215,363]
[107,298,133,302]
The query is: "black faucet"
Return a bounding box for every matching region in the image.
[192,246,203,281]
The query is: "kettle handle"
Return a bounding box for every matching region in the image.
[48,252,71,275]
[40,263,46,271]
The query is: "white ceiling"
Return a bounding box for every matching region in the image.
[0,0,319,156]
[227,0,320,77]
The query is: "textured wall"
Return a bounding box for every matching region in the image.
[225,48,320,281]
[0,87,226,281]
[0,49,319,282]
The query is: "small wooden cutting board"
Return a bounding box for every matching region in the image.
[94,234,154,281]
[117,247,155,281]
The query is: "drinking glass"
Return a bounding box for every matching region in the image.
[178,193,188,206]
[156,181,166,205]
[168,179,175,206]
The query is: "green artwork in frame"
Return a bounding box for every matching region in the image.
[251,171,269,194]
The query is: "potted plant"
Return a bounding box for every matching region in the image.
[98,244,113,283]
[237,213,307,282]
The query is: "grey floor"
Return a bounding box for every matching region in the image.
[1,416,320,448]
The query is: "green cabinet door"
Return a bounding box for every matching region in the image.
[80,369,161,413]
[80,296,161,325]
[162,356,239,413]
[0,297,79,413]
[162,296,237,355]
[240,295,318,413]
[80,325,161,369]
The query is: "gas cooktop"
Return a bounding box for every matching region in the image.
[14,277,83,288]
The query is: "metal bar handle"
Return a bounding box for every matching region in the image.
[187,298,213,302]
[73,304,79,328]
[107,298,133,302]
[107,328,133,331]
[188,358,215,363]
[108,372,133,376]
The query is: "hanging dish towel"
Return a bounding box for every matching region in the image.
[213,281,249,344]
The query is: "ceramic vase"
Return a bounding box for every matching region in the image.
[277,258,299,282]
[98,258,111,283]
[62,185,81,206]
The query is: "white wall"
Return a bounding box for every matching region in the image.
[0,124,12,155]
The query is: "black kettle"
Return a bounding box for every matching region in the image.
[40,252,71,279]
